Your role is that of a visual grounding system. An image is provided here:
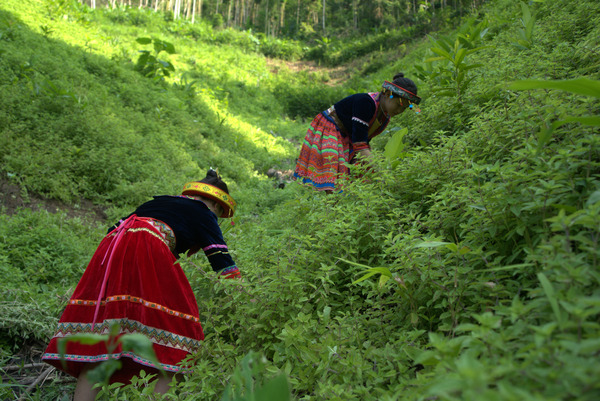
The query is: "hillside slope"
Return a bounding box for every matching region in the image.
[1,0,600,400]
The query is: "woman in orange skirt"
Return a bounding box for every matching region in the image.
[42,169,240,400]
[293,73,421,191]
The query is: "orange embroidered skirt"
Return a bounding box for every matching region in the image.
[41,216,203,384]
[293,112,352,191]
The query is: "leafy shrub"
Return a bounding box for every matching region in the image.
[259,35,305,61]
[0,208,101,288]
[273,82,349,120]
[134,37,176,80]
[2,0,600,399]
[0,209,102,350]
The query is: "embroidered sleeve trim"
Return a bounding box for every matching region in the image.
[206,250,230,257]
[353,142,370,151]
[203,244,228,251]
[352,116,369,126]
[218,265,241,279]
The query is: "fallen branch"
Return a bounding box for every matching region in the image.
[1,362,47,372]
[18,366,54,401]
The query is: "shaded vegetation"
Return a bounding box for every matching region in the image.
[1,0,599,400]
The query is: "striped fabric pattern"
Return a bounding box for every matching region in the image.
[293,112,351,191]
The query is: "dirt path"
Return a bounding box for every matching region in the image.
[0,177,107,223]
[265,58,349,86]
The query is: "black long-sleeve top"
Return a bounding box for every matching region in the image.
[332,92,390,150]
[109,195,237,275]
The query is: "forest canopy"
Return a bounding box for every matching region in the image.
[77,0,480,37]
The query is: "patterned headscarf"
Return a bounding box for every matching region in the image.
[382,80,421,105]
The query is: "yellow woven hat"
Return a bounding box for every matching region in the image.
[182,182,236,218]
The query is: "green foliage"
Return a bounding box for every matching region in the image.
[305,26,426,66]
[509,77,600,152]
[0,296,58,351]
[273,80,348,120]
[383,127,410,168]
[258,35,305,61]
[221,352,291,401]
[0,208,101,351]
[512,2,536,50]
[0,208,99,288]
[2,0,600,400]
[416,19,491,102]
[134,37,176,80]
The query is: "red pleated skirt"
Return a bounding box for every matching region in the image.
[293,113,352,191]
[41,216,204,384]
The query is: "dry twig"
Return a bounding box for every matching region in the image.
[17,366,54,401]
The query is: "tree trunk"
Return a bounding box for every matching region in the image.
[296,0,300,33]
[322,0,325,35]
[184,0,190,19]
[353,0,358,31]
[227,0,233,27]
[264,0,269,35]
[280,0,286,32]
[175,0,181,19]
[241,0,247,27]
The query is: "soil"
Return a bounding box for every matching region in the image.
[266,58,348,86]
[0,176,108,224]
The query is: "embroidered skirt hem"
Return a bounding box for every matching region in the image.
[293,112,352,191]
[41,217,204,384]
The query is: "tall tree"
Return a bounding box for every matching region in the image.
[321,0,325,35]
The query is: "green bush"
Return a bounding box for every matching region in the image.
[273,82,349,120]
[0,208,102,350]
[2,0,600,399]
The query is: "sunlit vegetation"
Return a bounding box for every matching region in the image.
[1,0,599,399]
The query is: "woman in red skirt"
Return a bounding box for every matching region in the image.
[42,169,240,400]
[293,73,421,191]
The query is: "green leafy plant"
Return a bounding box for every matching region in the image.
[134,37,176,80]
[509,77,600,151]
[39,24,53,37]
[415,19,491,102]
[3,0,600,399]
[0,18,18,41]
[512,2,536,50]
[348,258,395,289]
[383,127,409,168]
[221,352,291,401]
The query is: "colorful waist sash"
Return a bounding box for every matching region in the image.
[141,217,176,253]
[325,106,348,136]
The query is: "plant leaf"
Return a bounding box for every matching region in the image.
[384,128,409,161]
[509,78,600,98]
[537,273,563,326]
[413,241,452,248]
